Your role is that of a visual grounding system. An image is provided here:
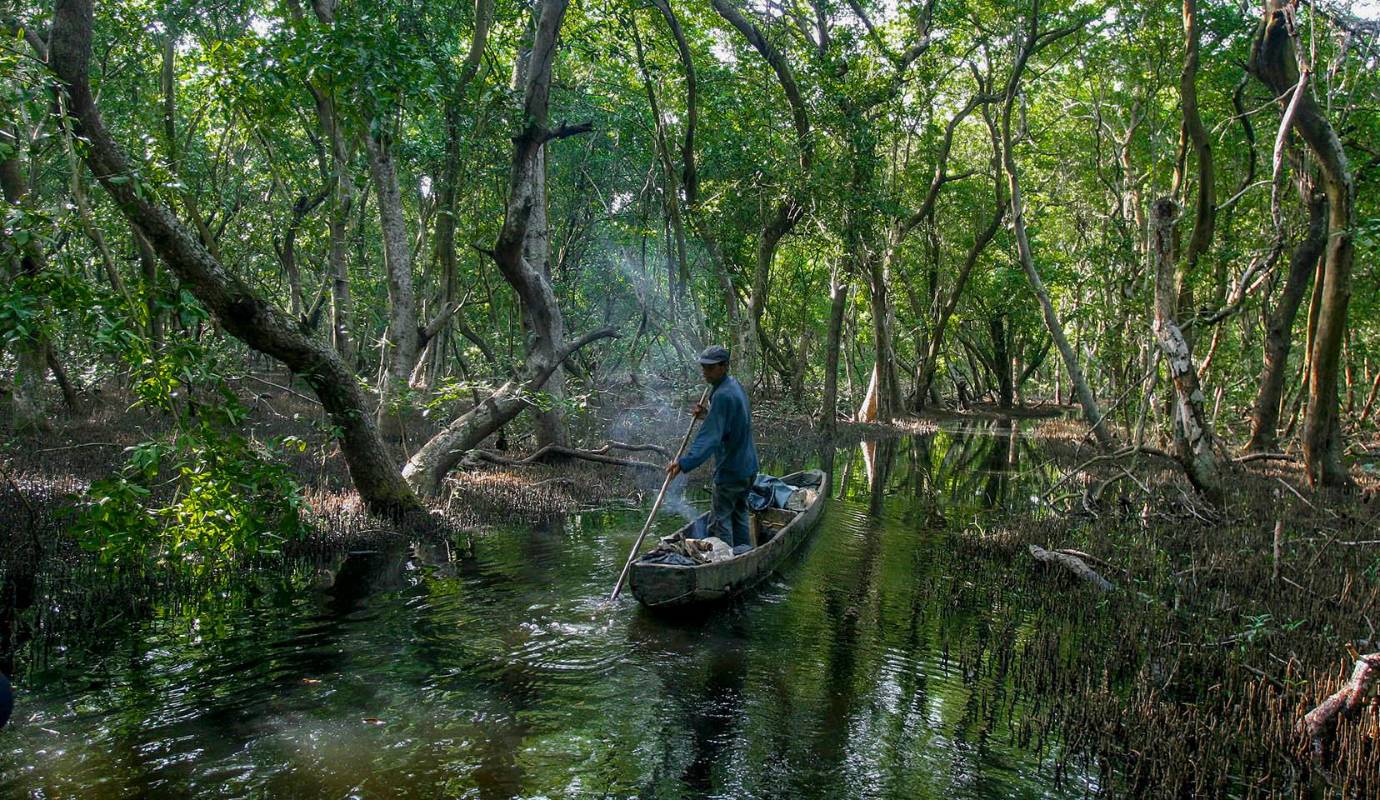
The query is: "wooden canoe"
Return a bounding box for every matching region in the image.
[628,470,828,609]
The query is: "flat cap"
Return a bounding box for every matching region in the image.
[697,345,730,365]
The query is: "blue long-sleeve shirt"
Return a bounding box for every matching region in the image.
[677,376,758,485]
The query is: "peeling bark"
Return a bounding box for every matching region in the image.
[1297,651,1380,756]
[1150,198,1221,503]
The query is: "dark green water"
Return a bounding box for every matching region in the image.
[1,423,1098,799]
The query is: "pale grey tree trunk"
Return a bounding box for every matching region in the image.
[1000,11,1113,447]
[1149,198,1221,503]
[367,134,423,440]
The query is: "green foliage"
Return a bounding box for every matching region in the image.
[0,275,46,347]
[74,323,310,566]
[78,424,308,566]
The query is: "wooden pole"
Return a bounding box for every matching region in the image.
[610,385,711,601]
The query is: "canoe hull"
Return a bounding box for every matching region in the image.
[628,470,828,609]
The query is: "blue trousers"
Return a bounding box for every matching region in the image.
[709,476,754,549]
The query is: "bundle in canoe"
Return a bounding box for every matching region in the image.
[628,470,828,609]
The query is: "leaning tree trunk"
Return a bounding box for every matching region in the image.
[1149,198,1222,503]
[49,0,420,517]
[0,141,52,433]
[401,0,613,497]
[402,329,613,496]
[1246,184,1326,452]
[1000,14,1113,447]
[1250,2,1355,486]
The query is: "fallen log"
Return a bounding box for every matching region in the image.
[1233,451,1297,464]
[1028,545,1116,592]
[1298,650,1380,755]
[473,446,662,471]
[527,441,672,462]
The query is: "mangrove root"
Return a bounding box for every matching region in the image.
[1028,544,1116,592]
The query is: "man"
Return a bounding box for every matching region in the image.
[667,346,759,550]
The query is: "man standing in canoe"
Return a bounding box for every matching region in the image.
[667,346,760,550]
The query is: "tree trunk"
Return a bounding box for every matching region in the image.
[510,9,568,450]
[50,0,421,516]
[0,141,52,433]
[133,229,164,351]
[1250,3,1355,487]
[820,262,848,438]
[313,85,355,365]
[919,108,1006,406]
[46,345,81,410]
[857,364,880,423]
[1360,368,1380,422]
[1150,198,1222,503]
[1246,186,1326,452]
[285,0,358,365]
[1178,0,1216,282]
[421,0,494,392]
[367,133,423,440]
[526,140,569,449]
[990,314,1013,409]
[402,0,611,496]
[366,23,481,436]
[709,0,811,383]
[61,111,129,310]
[426,112,463,393]
[1000,14,1112,446]
[864,253,899,420]
[274,187,326,321]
